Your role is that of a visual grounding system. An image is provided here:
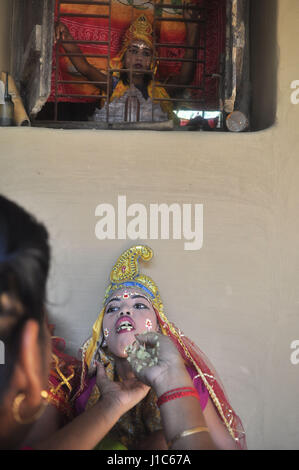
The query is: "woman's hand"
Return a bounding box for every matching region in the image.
[126,332,186,391]
[54,22,73,44]
[95,361,150,415]
[167,2,200,89]
[182,1,201,23]
[183,2,200,40]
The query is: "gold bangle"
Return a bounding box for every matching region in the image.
[167,426,209,449]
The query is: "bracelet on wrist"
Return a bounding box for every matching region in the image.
[167,426,209,449]
[157,387,199,408]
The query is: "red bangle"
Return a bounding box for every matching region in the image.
[157,387,199,408]
[161,387,196,394]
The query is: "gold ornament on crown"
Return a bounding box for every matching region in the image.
[122,14,153,51]
[104,245,163,314]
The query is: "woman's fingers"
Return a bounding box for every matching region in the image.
[183,2,200,20]
[54,22,70,43]
[54,23,64,43]
[95,361,110,391]
[135,331,159,348]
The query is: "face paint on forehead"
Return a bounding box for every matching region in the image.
[126,42,153,57]
[106,289,152,306]
[129,41,152,50]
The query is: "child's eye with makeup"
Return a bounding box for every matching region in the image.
[134,302,148,310]
[106,305,119,314]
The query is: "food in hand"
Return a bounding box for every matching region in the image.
[125,333,159,372]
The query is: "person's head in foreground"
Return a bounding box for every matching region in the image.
[0,195,51,450]
[80,245,246,449]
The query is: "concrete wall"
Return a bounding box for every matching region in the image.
[1,0,299,450]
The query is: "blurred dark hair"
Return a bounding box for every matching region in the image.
[0,195,50,403]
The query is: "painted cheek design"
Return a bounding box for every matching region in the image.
[104,328,109,338]
[145,319,153,330]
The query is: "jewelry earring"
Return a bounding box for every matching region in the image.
[102,328,109,347]
[12,390,49,425]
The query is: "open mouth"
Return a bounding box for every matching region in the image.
[132,64,143,71]
[115,316,135,334]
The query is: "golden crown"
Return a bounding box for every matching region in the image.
[103,245,163,313]
[122,14,153,52]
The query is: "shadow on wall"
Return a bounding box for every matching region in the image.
[250,0,278,131]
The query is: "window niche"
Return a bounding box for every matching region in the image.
[9,0,259,131]
[250,0,278,131]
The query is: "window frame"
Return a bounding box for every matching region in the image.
[10,0,250,131]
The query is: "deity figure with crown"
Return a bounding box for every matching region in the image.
[54,7,201,123]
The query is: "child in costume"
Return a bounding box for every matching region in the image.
[70,245,246,449]
[54,9,200,123]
